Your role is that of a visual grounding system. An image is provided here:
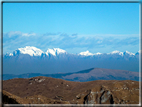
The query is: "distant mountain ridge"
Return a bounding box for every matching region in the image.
[3,68,139,81]
[4,46,139,57]
[3,46,139,74]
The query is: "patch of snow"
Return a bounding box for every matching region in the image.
[9,53,13,56]
[79,50,94,56]
[6,52,13,56]
[46,48,66,56]
[18,46,44,56]
[94,52,102,55]
[46,48,56,56]
[125,51,135,56]
[108,50,123,56]
[54,48,66,54]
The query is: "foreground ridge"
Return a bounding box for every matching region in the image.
[3,76,139,104]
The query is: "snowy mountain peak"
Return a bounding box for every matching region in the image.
[9,53,13,56]
[4,46,140,58]
[79,50,94,56]
[53,48,66,54]
[136,50,141,55]
[17,46,44,56]
[5,52,13,56]
[46,48,56,56]
[94,52,102,55]
[124,51,135,56]
[46,48,66,56]
[108,50,123,56]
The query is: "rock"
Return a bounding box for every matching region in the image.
[84,87,114,104]
[76,94,81,99]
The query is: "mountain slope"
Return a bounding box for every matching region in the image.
[62,68,139,82]
[3,77,139,104]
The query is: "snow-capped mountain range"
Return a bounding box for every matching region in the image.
[3,46,139,74]
[4,46,139,57]
[5,46,67,57]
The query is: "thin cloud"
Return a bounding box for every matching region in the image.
[4,31,36,37]
[22,33,36,37]
[3,31,139,54]
[6,31,21,37]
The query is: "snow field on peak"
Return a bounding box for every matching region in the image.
[107,50,123,56]
[9,53,13,56]
[6,52,13,56]
[125,51,135,56]
[5,46,139,57]
[18,46,44,56]
[79,50,137,56]
[54,48,66,54]
[46,48,67,56]
[79,50,94,56]
[7,46,67,56]
[94,52,102,55]
[79,51,102,56]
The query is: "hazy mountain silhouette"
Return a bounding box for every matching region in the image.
[3,68,139,81]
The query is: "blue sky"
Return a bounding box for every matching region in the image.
[3,2,140,54]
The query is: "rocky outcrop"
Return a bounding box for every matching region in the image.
[83,86,114,104]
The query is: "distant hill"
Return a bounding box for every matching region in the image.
[3,76,139,104]
[3,68,139,81]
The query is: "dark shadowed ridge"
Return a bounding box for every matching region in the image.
[3,68,139,82]
[3,68,94,80]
